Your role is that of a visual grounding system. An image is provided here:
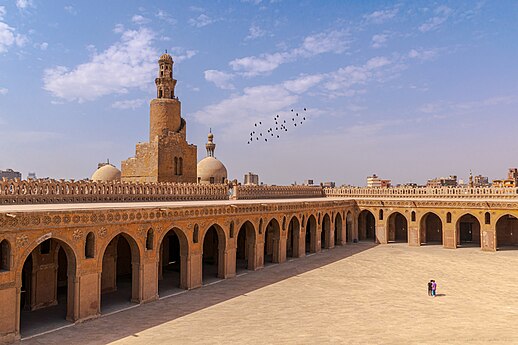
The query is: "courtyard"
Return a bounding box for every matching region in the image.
[22,242,518,345]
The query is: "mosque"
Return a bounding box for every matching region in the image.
[91,52,228,185]
[2,53,518,344]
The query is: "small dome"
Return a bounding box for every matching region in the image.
[197,157,227,184]
[159,53,173,63]
[91,164,121,182]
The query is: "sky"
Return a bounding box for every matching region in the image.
[0,0,517,186]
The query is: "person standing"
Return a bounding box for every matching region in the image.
[427,280,433,296]
[431,280,437,297]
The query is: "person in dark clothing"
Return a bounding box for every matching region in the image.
[427,280,433,296]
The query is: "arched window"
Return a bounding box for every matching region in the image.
[230,221,235,238]
[485,212,491,225]
[179,158,183,175]
[379,209,384,220]
[411,211,416,222]
[259,219,263,234]
[174,157,178,175]
[210,177,215,184]
[146,229,154,250]
[0,240,10,271]
[446,212,452,223]
[170,91,173,98]
[85,232,95,258]
[193,224,199,243]
[158,89,163,98]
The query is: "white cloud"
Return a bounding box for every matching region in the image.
[189,14,214,28]
[156,9,176,25]
[36,42,48,50]
[364,8,399,23]
[169,47,197,63]
[0,87,8,95]
[193,84,298,129]
[419,5,452,32]
[245,24,266,40]
[204,70,235,90]
[0,6,6,20]
[64,5,77,15]
[324,56,391,96]
[301,30,349,55]
[0,20,28,53]
[230,30,349,76]
[131,15,149,25]
[43,28,157,102]
[283,74,323,94]
[408,48,438,61]
[112,98,145,110]
[16,0,33,10]
[113,24,124,34]
[371,33,388,48]
[230,52,291,77]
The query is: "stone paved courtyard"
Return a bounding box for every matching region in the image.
[23,243,518,345]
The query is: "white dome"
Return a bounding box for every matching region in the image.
[197,157,227,184]
[91,164,121,182]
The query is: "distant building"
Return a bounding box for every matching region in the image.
[244,172,259,185]
[367,174,391,188]
[492,168,518,188]
[27,172,37,180]
[304,179,314,186]
[397,183,418,188]
[0,169,21,181]
[321,181,336,188]
[473,174,489,187]
[426,175,457,188]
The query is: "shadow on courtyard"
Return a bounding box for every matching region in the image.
[22,242,376,344]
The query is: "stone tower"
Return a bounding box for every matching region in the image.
[121,52,197,183]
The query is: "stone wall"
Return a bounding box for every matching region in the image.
[232,185,324,200]
[0,179,228,205]
[324,186,518,199]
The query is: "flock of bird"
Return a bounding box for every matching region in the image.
[247,107,308,144]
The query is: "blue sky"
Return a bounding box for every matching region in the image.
[0,0,517,186]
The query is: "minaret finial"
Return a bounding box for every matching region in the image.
[165,49,167,54]
[206,131,216,158]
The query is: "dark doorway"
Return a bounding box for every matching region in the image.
[420,213,443,245]
[305,215,317,253]
[456,214,480,247]
[236,221,256,271]
[159,229,183,296]
[19,240,75,338]
[388,212,408,243]
[358,210,376,242]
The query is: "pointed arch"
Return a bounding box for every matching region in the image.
[456,213,481,247]
[321,213,331,250]
[358,210,376,242]
[419,212,443,245]
[496,214,518,250]
[236,220,258,271]
[305,214,318,253]
[334,212,343,246]
[264,218,282,264]
[387,212,408,243]
[201,223,227,282]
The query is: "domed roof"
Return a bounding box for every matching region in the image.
[91,164,121,182]
[197,157,227,184]
[159,52,173,63]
